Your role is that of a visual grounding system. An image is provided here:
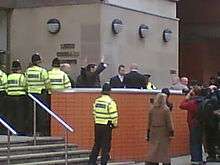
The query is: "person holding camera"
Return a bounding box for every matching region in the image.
[146,93,174,165]
[199,87,219,162]
[179,86,204,165]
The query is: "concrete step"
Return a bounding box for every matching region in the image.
[0,150,91,164]
[0,135,138,165]
[0,136,64,147]
[0,143,78,156]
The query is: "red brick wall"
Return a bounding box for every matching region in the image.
[51,92,189,161]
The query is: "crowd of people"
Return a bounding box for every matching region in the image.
[145,83,220,165]
[0,53,219,165]
[0,53,157,136]
[179,85,220,165]
[0,53,72,136]
[0,51,172,137]
[76,62,156,90]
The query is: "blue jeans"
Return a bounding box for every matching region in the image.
[189,126,203,163]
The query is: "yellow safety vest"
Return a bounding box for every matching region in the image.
[48,68,71,93]
[25,66,50,94]
[7,73,26,96]
[147,82,157,90]
[0,70,7,92]
[93,95,118,126]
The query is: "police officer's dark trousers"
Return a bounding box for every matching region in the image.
[204,121,218,160]
[88,123,112,165]
[27,93,50,136]
[6,95,27,134]
[0,92,7,134]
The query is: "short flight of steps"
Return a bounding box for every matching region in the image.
[0,136,137,165]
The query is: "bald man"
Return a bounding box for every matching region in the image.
[124,63,146,89]
[60,63,75,88]
[170,76,189,91]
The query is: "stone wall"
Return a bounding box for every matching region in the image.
[9,2,178,87]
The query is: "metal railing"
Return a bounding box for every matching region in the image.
[28,94,74,165]
[0,117,17,164]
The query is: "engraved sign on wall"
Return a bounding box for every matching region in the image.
[57,43,79,64]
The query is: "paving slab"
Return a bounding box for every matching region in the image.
[135,155,220,165]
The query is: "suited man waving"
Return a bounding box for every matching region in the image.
[110,65,126,88]
[124,63,146,89]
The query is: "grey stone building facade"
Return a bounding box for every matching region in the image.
[0,0,179,88]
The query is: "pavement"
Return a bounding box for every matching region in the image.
[135,155,220,165]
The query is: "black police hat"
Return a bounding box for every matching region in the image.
[31,53,41,63]
[12,60,21,70]
[144,74,151,78]
[52,58,60,67]
[102,83,111,94]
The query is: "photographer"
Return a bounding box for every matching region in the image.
[179,86,204,165]
[198,87,219,161]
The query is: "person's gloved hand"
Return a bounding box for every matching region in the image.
[169,130,174,137]
[146,129,150,141]
[41,89,49,95]
[112,123,118,128]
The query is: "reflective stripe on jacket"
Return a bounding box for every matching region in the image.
[0,70,7,92]
[7,73,26,96]
[147,82,157,90]
[48,68,71,93]
[25,66,50,94]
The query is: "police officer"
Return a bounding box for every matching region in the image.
[48,58,71,93]
[25,53,50,136]
[88,83,118,165]
[47,58,71,132]
[0,67,7,93]
[0,66,7,134]
[6,60,26,134]
[144,74,157,90]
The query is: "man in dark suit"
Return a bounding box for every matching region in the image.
[76,63,107,88]
[124,63,146,89]
[110,65,126,88]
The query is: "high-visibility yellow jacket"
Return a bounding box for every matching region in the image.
[0,69,7,92]
[147,82,157,90]
[48,67,71,93]
[7,73,26,96]
[93,95,118,126]
[25,65,50,94]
